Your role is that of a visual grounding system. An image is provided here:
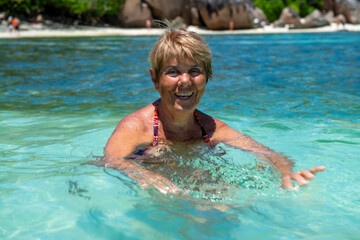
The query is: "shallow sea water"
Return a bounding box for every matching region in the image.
[0,32,359,239]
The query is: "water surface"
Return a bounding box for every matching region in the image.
[1,32,359,239]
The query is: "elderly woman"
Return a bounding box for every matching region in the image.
[92,28,325,194]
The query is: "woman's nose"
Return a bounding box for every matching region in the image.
[179,72,190,85]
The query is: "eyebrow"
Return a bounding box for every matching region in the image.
[167,64,201,68]
[161,65,178,72]
[190,64,201,68]
[162,64,203,72]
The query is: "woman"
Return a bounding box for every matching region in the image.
[90,28,325,194]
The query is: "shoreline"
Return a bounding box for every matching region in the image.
[1,23,360,38]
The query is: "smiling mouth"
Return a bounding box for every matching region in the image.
[174,92,194,101]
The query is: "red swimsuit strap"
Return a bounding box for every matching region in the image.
[151,106,211,146]
[152,106,159,146]
[194,111,212,144]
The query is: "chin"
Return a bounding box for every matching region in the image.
[173,102,197,112]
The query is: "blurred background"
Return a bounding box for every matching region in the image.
[0,0,359,31]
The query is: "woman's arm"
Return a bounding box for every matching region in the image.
[87,113,181,194]
[214,122,326,188]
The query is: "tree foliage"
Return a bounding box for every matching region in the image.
[253,0,323,22]
[0,0,125,23]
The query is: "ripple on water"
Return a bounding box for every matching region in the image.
[1,32,360,239]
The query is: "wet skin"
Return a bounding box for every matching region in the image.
[86,57,326,194]
[151,58,206,113]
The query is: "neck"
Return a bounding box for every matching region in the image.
[157,101,198,140]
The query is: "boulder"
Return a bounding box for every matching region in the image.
[143,0,185,20]
[323,0,337,12]
[190,7,202,26]
[344,0,360,23]
[122,0,152,28]
[119,0,268,29]
[336,0,354,23]
[274,7,302,27]
[334,13,347,24]
[181,1,192,25]
[231,3,252,29]
[323,10,335,23]
[197,1,230,30]
[350,7,360,23]
[197,0,267,30]
[322,0,360,24]
[303,9,330,28]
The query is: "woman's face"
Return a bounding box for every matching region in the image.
[151,57,207,113]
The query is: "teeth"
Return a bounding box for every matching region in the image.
[175,92,193,97]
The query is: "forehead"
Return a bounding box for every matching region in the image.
[162,57,200,68]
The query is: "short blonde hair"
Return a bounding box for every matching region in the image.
[149,28,213,81]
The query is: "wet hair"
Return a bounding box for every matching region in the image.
[148,27,213,82]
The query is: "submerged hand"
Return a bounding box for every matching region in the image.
[138,174,181,195]
[104,161,181,195]
[282,166,326,189]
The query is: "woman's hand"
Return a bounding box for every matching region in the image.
[137,171,181,195]
[281,166,326,189]
[104,161,181,195]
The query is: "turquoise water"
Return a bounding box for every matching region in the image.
[1,32,359,239]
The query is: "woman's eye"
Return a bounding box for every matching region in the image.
[167,69,179,77]
[189,68,201,76]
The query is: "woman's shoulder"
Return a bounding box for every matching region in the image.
[105,104,155,158]
[117,102,157,131]
[106,102,158,153]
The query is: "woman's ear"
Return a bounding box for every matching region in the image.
[150,68,159,91]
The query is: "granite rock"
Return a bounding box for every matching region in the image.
[197,0,267,30]
[274,7,302,28]
[143,0,185,20]
[303,9,330,28]
[323,0,360,24]
[122,0,152,28]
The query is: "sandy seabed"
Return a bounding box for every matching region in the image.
[1,22,360,38]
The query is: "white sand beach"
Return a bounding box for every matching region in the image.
[1,21,360,38]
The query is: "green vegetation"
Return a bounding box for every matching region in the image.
[253,0,324,22]
[1,0,323,24]
[0,0,125,23]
